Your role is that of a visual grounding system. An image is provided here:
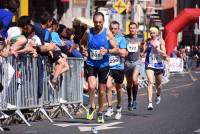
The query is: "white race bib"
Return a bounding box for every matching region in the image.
[150,54,162,64]
[127,43,139,52]
[109,55,120,66]
[90,49,103,60]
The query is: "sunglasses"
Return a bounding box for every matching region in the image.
[110,27,118,30]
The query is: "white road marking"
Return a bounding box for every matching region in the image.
[78,122,123,132]
[54,122,123,132]
[189,71,198,81]
[138,83,193,97]
[194,128,200,133]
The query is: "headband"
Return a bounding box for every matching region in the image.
[150,27,159,35]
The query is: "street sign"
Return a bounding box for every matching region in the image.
[113,0,127,14]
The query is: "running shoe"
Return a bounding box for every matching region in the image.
[96,112,104,123]
[155,96,161,105]
[86,107,96,120]
[115,107,122,120]
[128,102,133,111]
[147,103,153,110]
[132,101,137,109]
[105,107,114,117]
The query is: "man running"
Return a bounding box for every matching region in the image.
[79,12,118,123]
[125,22,144,111]
[105,21,126,120]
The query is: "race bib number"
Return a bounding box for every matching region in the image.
[127,43,139,52]
[150,54,162,64]
[90,49,103,60]
[109,55,120,66]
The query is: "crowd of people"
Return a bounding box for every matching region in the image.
[0,0,83,93]
[0,0,169,124]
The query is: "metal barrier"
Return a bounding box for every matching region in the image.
[0,55,86,130]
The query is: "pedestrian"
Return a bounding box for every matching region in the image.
[79,12,118,123]
[124,22,144,111]
[144,26,166,110]
[105,21,127,120]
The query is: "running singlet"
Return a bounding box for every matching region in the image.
[109,33,126,70]
[125,35,143,63]
[86,28,110,68]
[145,39,164,69]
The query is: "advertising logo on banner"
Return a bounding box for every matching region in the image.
[168,58,184,72]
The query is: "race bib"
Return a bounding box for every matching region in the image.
[127,43,139,52]
[150,54,162,64]
[109,55,120,66]
[90,49,103,60]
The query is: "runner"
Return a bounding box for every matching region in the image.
[105,21,127,120]
[125,22,144,111]
[144,26,166,110]
[79,12,118,123]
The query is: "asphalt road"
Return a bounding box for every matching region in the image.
[2,71,200,134]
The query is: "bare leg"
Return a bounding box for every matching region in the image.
[88,76,97,108]
[106,76,113,107]
[98,83,106,112]
[146,69,154,103]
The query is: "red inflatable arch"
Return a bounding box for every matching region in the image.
[164,8,200,56]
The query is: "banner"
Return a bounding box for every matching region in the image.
[168,58,184,72]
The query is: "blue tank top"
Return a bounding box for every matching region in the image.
[86,28,110,68]
[145,39,164,70]
[109,33,126,70]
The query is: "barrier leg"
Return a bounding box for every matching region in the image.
[15,110,31,126]
[38,108,53,123]
[79,103,88,112]
[60,105,74,119]
[0,127,3,131]
[71,104,82,114]
[50,106,60,118]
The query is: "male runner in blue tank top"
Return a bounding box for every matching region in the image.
[79,12,118,123]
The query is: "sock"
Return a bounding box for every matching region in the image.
[116,105,121,109]
[132,84,138,101]
[127,87,132,103]
[108,105,112,109]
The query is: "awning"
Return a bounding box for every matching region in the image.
[73,17,94,28]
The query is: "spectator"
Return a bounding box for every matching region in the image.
[48,19,69,91]
[58,24,82,58]
[17,24,41,57]
[0,0,20,50]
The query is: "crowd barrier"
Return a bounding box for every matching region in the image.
[0,55,87,130]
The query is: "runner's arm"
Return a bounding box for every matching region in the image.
[79,31,88,56]
[158,39,166,56]
[106,31,118,54]
[118,37,127,58]
[141,42,147,57]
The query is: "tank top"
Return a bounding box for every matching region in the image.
[109,33,126,70]
[86,28,110,68]
[125,34,143,63]
[145,39,164,70]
